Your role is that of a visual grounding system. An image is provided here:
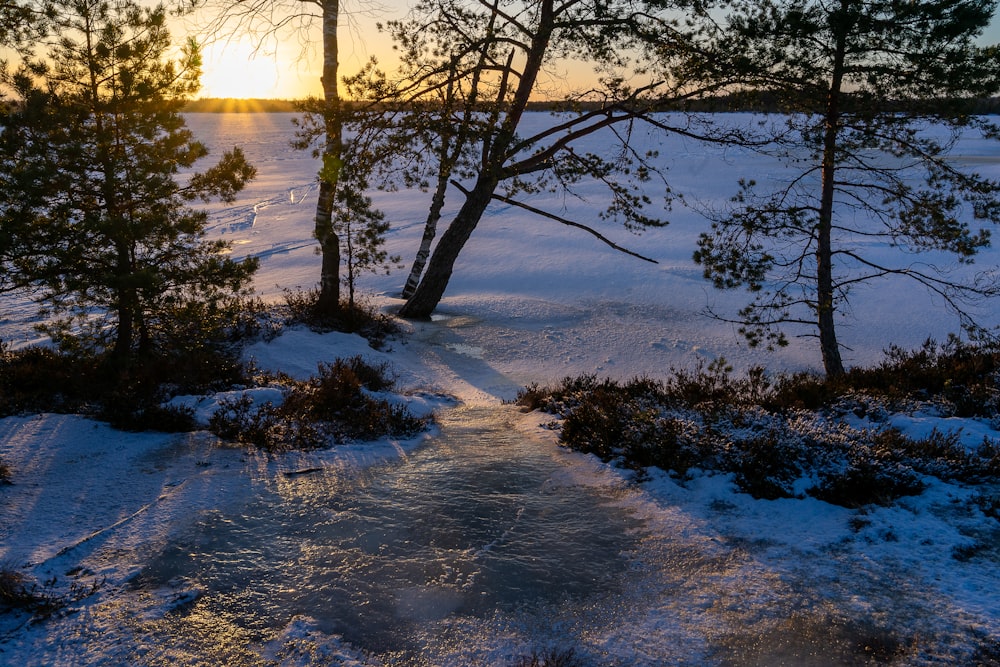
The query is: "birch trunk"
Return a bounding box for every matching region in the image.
[400,142,451,299]
[314,0,342,315]
[398,175,498,318]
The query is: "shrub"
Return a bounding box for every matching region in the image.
[208,357,429,451]
[545,376,707,475]
[149,294,265,354]
[515,374,604,415]
[521,342,1000,508]
[514,383,550,412]
[728,428,806,500]
[619,414,706,475]
[0,565,100,617]
[973,493,1000,521]
[0,567,62,615]
[0,298,257,422]
[556,380,631,461]
[768,371,840,411]
[809,451,926,509]
[208,394,327,451]
[510,648,583,667]
[209,394,285,449]
[101,403,198,433]
[281,289,400,349]
[770,337,1000,415]
[0,346,248,423]
[0,347,97,415]
[883,428,975,481]
[660,358,773,413]
[976,439,1000,477]
[337,356,396,393]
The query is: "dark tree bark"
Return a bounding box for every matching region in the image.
[398,174,498,317]
[815,0,850,377]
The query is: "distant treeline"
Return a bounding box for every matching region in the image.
[183,98,301,113]
[666,91,1000,115]
[184,95,1000,115]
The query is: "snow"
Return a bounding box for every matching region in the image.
[1,112,998,664]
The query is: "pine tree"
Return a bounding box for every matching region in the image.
[0,0,51,47]
[0,0,258,359]
[331,146,400,309]
[692,0,1000,376]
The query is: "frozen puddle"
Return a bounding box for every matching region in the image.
[1,404,949,665]
[125,405,651,664]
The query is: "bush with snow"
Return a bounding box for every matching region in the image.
[208,356,430,451]
[519,341,1000,508]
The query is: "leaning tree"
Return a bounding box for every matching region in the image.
[0,0,258,359]
[344,0,736,319]
[691,0,1000,376]
[338,52,487,301]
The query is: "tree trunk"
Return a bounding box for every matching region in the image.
[314,0,342,316]
[816,185,843,376]
[114,296,134,358]
[398,0,554,317]
[401,152,450,299]
[315,179,341,314]
[817,4,849,378]
[398,175,497,318]
[113,242,135,358]
[402,59,464,300]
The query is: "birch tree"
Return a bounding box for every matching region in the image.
[295,103,402,307]
[691,0,1000,376]
[197,0,359,317]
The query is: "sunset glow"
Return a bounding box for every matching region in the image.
[197,38,320,100]
[188,9,1000,101]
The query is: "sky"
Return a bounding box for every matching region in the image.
[185,0,410,100]
[187,3,1000,100]
[2,1,995,100]
[187,0,601,100]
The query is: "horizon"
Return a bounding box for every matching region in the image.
[191,6,1000,100]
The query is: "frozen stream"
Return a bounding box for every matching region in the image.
[106,400,916,666]
[126,405,652,665]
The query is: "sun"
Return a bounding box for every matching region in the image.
[198,39,294,99]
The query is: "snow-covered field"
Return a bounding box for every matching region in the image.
[1,112,999,665]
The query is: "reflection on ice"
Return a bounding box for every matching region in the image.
[131,405,647,663]
[117,405,938,666]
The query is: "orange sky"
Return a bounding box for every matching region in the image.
[187,0,652,101]
[190,2,407,100]
[191,4,1000,101]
